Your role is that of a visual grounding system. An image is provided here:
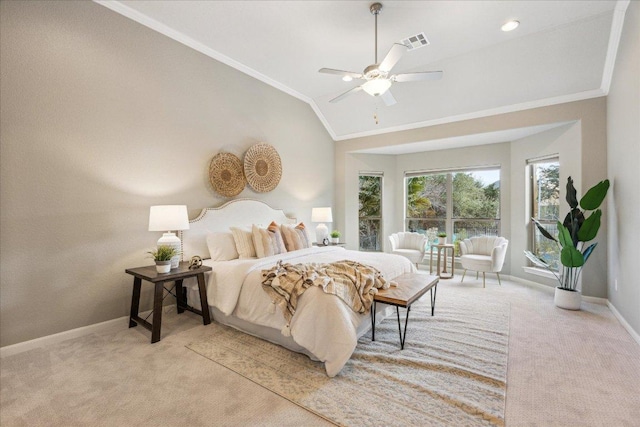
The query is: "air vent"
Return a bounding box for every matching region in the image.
[400,32,429,51]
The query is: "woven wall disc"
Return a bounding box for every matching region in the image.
[244,143,282,193]
[209,152,246,197]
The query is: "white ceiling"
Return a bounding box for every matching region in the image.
[98,1,628,141]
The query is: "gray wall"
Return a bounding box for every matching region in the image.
[0,1,334,347]
[336,98,608,297]
[509,122,583,288]
[607,1,640,335]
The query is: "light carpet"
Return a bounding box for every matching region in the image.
[187,287,509,427]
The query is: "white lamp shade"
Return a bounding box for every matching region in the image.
[311,207,333,223]
[362,78,392,96]
[148,205,190,231]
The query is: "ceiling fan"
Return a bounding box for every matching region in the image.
[319,2,443,106]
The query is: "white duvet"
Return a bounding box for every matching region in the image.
[202,246,415,376]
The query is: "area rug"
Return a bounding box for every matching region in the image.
[187,284,509,426]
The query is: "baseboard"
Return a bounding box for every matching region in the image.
[507,275,608,305]
[507,275,554,294]
[607,301,640,347]
[0,305,177,358]
[581,295,608,305]
[0,316,127,358]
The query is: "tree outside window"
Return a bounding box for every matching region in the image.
[406,168,500,255]
[359,174,383,251]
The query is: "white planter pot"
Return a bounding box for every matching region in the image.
[155,261,171,274]
[438,237,446,245]
[331,237,340,244]
[554,287,581,310]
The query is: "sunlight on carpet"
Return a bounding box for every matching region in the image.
[187,284,509,426]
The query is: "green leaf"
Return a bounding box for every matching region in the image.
[532,218,557,242]
[524,250,550,268]
[580,180,610,210]
[582,243,597,263]
[578,210,601,242]
[561,245,585,267]
[566,176,578,209]
[563,209,584,246]
[557,222,573,249]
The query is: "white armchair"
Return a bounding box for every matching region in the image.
[459,236,508,287]
[388,232,427,267]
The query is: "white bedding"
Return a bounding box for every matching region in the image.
[199,246,415,376]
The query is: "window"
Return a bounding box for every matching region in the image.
[359,174,383,251]
[529,158,560,270]
[406,168,500,255]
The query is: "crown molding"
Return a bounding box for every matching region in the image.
[333,88,606,141]
[95,1,340,140]
[600,0,631,94]
[95,1,623,143]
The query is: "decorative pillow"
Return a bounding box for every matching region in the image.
[230,226,256,259]
[206,232,239,261]
[252,222,287,258]
[281,222,313,251]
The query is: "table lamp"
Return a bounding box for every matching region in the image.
[148,205,189,269]
[311,207,333,244]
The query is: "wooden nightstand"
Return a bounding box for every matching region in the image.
[125,262,212,343]
[312,242,346,247]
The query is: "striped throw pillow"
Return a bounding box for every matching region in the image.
[252,222,287,258]
[230,226,256,259]
[281,222,312,251]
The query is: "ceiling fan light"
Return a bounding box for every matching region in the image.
[501,20,520,32]
[362,78,392,96]
[342,75,353,82]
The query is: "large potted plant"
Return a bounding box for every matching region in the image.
[525,176,609,310]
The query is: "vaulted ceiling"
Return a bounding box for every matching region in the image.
[98,1,628,141]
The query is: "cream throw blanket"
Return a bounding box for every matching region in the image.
[261,260,392,328]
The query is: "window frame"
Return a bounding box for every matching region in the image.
[528,156,560,271]
[404,166,501,254]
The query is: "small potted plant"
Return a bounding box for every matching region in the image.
[148,245,179,273]
[330,230,341,244]
[437,232,447,245]
[525,177,609,310]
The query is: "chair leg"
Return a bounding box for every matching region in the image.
[482,272,486,288]
[461,269,467,283]
[476,271,479,280]
[496,272,502,286]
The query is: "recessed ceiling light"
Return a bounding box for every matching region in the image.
[342,76,353,82]
[501,20,520,32]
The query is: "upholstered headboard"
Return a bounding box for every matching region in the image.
[181,199,295,259]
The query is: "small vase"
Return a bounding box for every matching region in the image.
[554,287,581,310]
[155,260,171,274]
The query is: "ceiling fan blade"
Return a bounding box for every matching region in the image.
[319,68,364,79]
[380,90,397,106]
[378,43,408,72]
[329,86,363,103]
[393,71,443,82]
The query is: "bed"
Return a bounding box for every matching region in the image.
[181,199,415,376]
